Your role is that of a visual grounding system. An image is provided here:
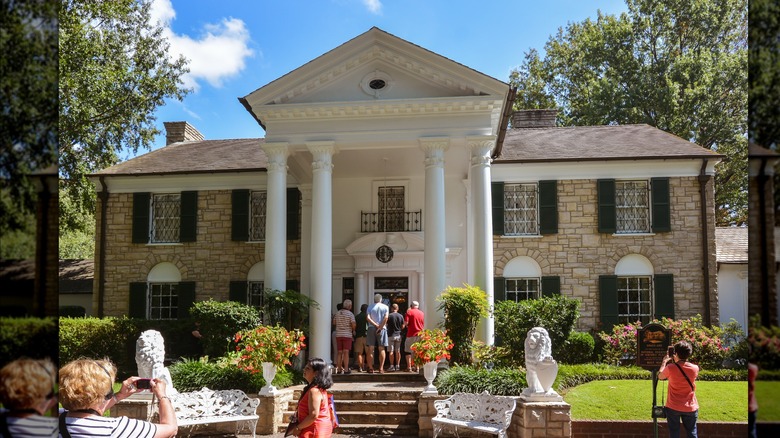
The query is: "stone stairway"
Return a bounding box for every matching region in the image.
[279,369,427,436]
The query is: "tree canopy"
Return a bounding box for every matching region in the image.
[59,0,190,235]
[749,0,780,149]
[510,0,747,226]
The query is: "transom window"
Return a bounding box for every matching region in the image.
[149,283,178,320]
[249,191,267,241]
[378,186,405,232]
[151,194,180,243]
[504,183,538,235]
[506,278,540,301]
[616,181,650,234]
[618,276,651,324]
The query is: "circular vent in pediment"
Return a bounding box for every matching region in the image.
[361,70,393,98]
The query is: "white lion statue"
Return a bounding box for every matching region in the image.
[135,330,177,395]
[522,327,560,399]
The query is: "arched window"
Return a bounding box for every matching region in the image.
[147,263,182,320]
[614,254,654,325]
[503,256,542,301]
[247,262,265,308]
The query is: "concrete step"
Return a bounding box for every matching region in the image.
[285,398,419,412]
[276,422,419,436]
[333,369,426,383]
[282,409,418,426]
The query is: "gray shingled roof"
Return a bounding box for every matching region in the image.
[497,124,722,163]
[94,138,266,176]
[59,259,94,294]
[715,227,748,264]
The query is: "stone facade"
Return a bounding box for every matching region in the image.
[94,190,301,316]
[494,176,719,331]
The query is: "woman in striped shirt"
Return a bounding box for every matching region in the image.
[0,358,58,438]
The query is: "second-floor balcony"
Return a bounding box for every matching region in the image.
[361,210,422,233]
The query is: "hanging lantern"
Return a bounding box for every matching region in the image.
[376,244,394,263]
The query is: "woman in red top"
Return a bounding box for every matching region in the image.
[290,357,333,438]
[659,341,699,438]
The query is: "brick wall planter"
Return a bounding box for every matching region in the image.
[572,420,746,438]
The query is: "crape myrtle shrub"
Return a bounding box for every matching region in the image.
[0,317,58,366]
[189,299,261,359]
[494,295,580,364]
[169,357,299,393]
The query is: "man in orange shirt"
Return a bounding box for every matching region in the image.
[659,341,699,438]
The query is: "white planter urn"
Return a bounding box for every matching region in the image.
[260,362,278,395]
[422,361,439,395]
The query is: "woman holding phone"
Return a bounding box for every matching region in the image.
[659,341,699,438]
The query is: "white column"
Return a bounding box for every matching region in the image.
[468,136,496,344]
[300,185,313,298]
[261,142,289,291]
[355,272,367,313]
[307,141,337,362]
[419,137,449,329]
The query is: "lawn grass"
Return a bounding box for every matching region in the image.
[755,380,780,421]
[563,380,746,422]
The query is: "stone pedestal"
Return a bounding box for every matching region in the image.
[509,400,571,438]
[417,394,448,438]
[256,388,295,434]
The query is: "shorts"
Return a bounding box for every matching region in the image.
[366,327,388,348]
[388,335,402,353]
[405,335,420,353]
[336,337,353,351]
[353,336,366,353]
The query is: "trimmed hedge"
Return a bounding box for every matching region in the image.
[558,331,596,364]
[0,317,58,366]
[169,358,299,393]
[436,366,527,396]
[188,300,261,359]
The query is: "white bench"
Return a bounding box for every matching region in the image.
[432,391,517,438]
[167,387,260,438]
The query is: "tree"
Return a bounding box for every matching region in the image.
[749,0,780,149]
[0,0,58,240]
[59,0,190,236]
[510,0,748,226]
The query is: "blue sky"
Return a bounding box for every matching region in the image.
[141,0,629,159]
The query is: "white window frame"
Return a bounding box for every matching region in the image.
[248,281,265,309]
[249,191,267,242]
[148,282,179,320]
[617,276,653,325]
[615,180,650,234]
[504,183,539,236]
[150,193,181,243]
[506,277,541,301]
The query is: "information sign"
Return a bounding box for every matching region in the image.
[636,323,671,370]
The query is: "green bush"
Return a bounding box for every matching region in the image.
[189,300,261,359]
[169,358,299,393]
[262,289,318,333]
[438,284,489,365]
[436,366,527,396]
[494,295,580,363]
[132,318,201,361]
[59,316,138,375]
[0,317,58,366]
[558,331,595,364]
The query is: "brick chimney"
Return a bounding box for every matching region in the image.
[163,121,204,145]
[511,109,558,128]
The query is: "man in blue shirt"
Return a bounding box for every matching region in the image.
[365,293,389,373]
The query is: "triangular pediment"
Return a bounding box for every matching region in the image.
[241,27,508,118]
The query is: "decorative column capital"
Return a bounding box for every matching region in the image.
[299,184,313,207]
[419,137,449,168]
[307,141,337,172]
[262,142,289,172]
[467,135,496,166]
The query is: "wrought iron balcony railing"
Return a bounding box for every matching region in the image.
[360,210,422,233]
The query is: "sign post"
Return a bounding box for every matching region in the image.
[636,323,671,438]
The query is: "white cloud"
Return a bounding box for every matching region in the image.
[362,0,382,14]
[149,0,254,91]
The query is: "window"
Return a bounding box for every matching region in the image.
[492,181,557,236]
[249,191,267,241]
[506,278,540,301]
[151,194,180,243]
[149,283,179,320]
[504,183,538,235]
[617,276,651,324]
[378,186,405,232]
[342,278,354,304]
[615,181,649,233]
[248,281,265,308]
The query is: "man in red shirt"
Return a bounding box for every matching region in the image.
[402,301,425,372]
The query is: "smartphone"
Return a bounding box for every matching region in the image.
[136,378,151,389]
[667,346,675,356]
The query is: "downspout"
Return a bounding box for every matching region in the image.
[698,160,712,326]
[97,176,108,317]
[36,185,50,317]
[757,158,770,325]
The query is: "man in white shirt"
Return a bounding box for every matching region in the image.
[365,294,389,374]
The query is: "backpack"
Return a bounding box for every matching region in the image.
[328,393,339,430]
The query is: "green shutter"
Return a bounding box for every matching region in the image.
[178,282,196,319]
[132,193,150,243]
[493,277,506,302]
[651,178,671,232]
[180,191,198,242]
[597,179,616,234]
[599,275,619,332]
[286,279,300,292]
[232,190,250,241]
[491,182,505,236]
[541,276,560,297]
[539,180,558,234]
[287,188,301,240]
[654,274,675,320]
[229,281,248,303]
[129,282,147,319]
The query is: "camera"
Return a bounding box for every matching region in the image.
[136,378,151,389]
[652,405,667,418]
[667,346,675,357]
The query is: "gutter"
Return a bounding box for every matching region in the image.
[238,97,267,131]
[491,86,517,160]
[97,176,108,317]
[698,160,712,326]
